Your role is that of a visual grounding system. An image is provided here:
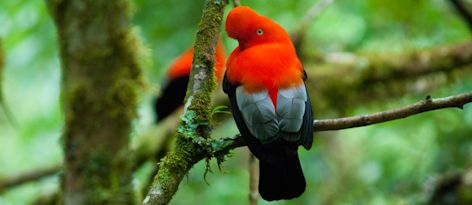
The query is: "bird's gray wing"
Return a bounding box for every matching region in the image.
[236,87,279,144]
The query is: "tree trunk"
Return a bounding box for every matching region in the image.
[47,0,142,204]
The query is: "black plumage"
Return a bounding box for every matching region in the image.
[154,75,189,123]
[223,73,314,201]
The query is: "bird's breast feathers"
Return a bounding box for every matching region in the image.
[226,43,303,92]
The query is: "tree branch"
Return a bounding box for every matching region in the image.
[448,0,472,31]
[0,165,60,193]
[217,91,472,150]
[248,153,259,205]
[292,0,334,51]
[232,0,240,7]
[143,0,228,205]
[312,92,472,131]
[424,168,472,205]
[30,192,59,205]
[306,40,472,112]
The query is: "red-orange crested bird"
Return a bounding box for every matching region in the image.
[154,40,226,122]
[223,6,314,201]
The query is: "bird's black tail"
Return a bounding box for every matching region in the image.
[258,153,306,201]
[154,75,189,123]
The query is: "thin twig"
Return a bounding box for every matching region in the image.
[313,92,472,131]
[248,152,258,205]
[448,0,472,31]
[0,165,60,192]
[217,92,472,151]
[299,0,334,30]
[232,0,240,7]
[292,0,334,48]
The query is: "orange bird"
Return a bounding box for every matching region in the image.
[154,40,226,122]
[223,6,314,201]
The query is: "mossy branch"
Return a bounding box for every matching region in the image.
[314,40,472,84]
[47,0,142,204]
[306,40,472,112]
[143,0,228,205]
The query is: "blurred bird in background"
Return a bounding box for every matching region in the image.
[154,39,226,122]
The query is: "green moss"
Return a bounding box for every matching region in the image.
[152,135,205,199]
[48,0,142,204]
[142,1,230,204]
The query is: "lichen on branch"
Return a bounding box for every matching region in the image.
[143,1,229,205]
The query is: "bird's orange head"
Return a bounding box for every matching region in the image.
[226,6,292,50]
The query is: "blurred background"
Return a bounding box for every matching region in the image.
[1,0,472,204]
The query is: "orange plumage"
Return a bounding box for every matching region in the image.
[225,6,303,104]
[154,39,226,122]
[167,39,226,81]
[224,6,314,201]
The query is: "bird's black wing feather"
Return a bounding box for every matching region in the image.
[224,71,313,201]
[300,81,314,149]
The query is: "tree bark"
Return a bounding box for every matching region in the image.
[143,0,228,205]
[47,0,142,204]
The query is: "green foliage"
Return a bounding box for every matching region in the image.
[211,105,231,116]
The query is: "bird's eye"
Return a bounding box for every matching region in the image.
[256,29,264,36]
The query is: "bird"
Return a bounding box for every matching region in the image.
[223,6,314,201]
[154,39,226,122]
